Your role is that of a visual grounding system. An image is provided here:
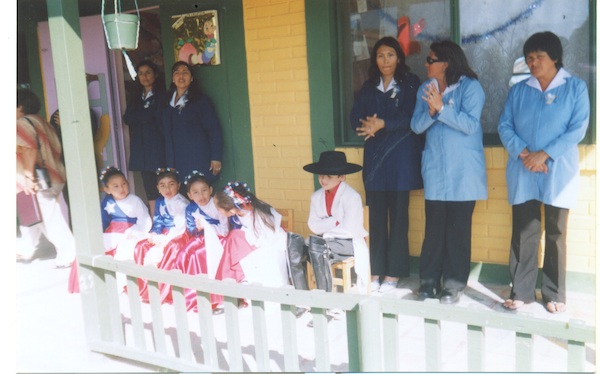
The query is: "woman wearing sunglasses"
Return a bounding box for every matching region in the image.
[410,40,487,304]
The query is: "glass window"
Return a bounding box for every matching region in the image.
[338,0,451,145]
[460,0,591,141]
[335,0,593,146]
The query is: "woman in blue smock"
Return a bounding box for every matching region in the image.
[411,40,487,304]
[163,61,223,184]
[351,36,423,293]
[498,32,589,313]
[123,60,167,216]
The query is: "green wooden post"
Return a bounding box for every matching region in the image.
[424,317,441,371]
[223,295,243,371]
[567,319,588,371]
[567,340,586,372]
[382,313,399,370]
[126,275,147,350]
[312,307,332,371]
[147,281,167,355]
[172,285,193,361]
[358,299,383,371]
[467,324,484,371]
[197,292,218,368]
[281,304,300,372]
[46,0,107,345]
[515,331,533,371]
[345,309,360,371]
[251,300,270,371]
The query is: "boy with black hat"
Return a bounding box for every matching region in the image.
[287,151,370,298]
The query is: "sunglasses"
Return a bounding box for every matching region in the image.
[426,56,442,64]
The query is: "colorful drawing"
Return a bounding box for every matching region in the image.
[172,10,220,66]
[397,16,422,57]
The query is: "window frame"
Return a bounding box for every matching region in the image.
[305,0,596,149]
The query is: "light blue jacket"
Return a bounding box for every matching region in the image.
[498,69,590,209]
[411,76,488,201]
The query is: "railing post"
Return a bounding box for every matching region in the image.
[515,331,533,371]
[567,318,588,372]
[424,317,441,371]
[467,324,484,371]
[357,298,383,371]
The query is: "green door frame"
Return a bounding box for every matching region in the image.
[159,1,254,191]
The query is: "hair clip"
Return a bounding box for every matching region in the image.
[99,166,118,181]
[228,181,250,192]
[224,181,251,207]
[183,170,205,185]
[156,167,179,175]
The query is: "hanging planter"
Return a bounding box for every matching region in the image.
[101,0,140,50]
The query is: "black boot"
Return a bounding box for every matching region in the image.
[286,232,309,290]
[308,235,333,292]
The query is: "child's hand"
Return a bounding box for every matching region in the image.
[147,233,157,244]
[145,246,164,267]
[195,219,204,231]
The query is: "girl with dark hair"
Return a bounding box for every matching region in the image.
[350,36,424,293]
[498,31,589,313]
[213,181,289,288]
[157,171,229,310]
[133,168,188,268]
[162,61,223,182]
[123,60,167,217]
[99,166,153,259]
[68,166,152,293]
[411,40,487,304]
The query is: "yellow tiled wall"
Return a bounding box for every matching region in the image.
[346,145,597,274]
[243,0,596,274]
[243,0,315,235]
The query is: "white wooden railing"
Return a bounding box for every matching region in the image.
[77,253,595,372]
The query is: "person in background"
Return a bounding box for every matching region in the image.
[410,40,487,304]
[350,36,423,293]
[498,31,590,313]
[162,61,223,183]
[16,88,76,269]
[48,107,98,217]
[123,60,167,216]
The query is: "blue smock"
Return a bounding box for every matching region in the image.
[411,76,488,201]
[498,69,589,209]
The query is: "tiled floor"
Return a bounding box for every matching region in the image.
[15,241,596,373]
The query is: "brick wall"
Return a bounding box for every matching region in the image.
[346,145,597,274]
[243,0,315,234]
[243,0,596,274]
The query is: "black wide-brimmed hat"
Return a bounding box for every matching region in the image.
[303,151,362,175]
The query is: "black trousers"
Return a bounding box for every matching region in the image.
[367,190,410,278]
[419,200,475,291]
[509,200,568,303]
[141,170,160,200]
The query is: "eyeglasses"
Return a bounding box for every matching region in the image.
[426,56,442,64]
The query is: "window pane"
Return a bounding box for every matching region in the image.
[338,0,451,145]
[460,0,591,136]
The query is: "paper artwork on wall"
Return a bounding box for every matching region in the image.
[172,10,220,66]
